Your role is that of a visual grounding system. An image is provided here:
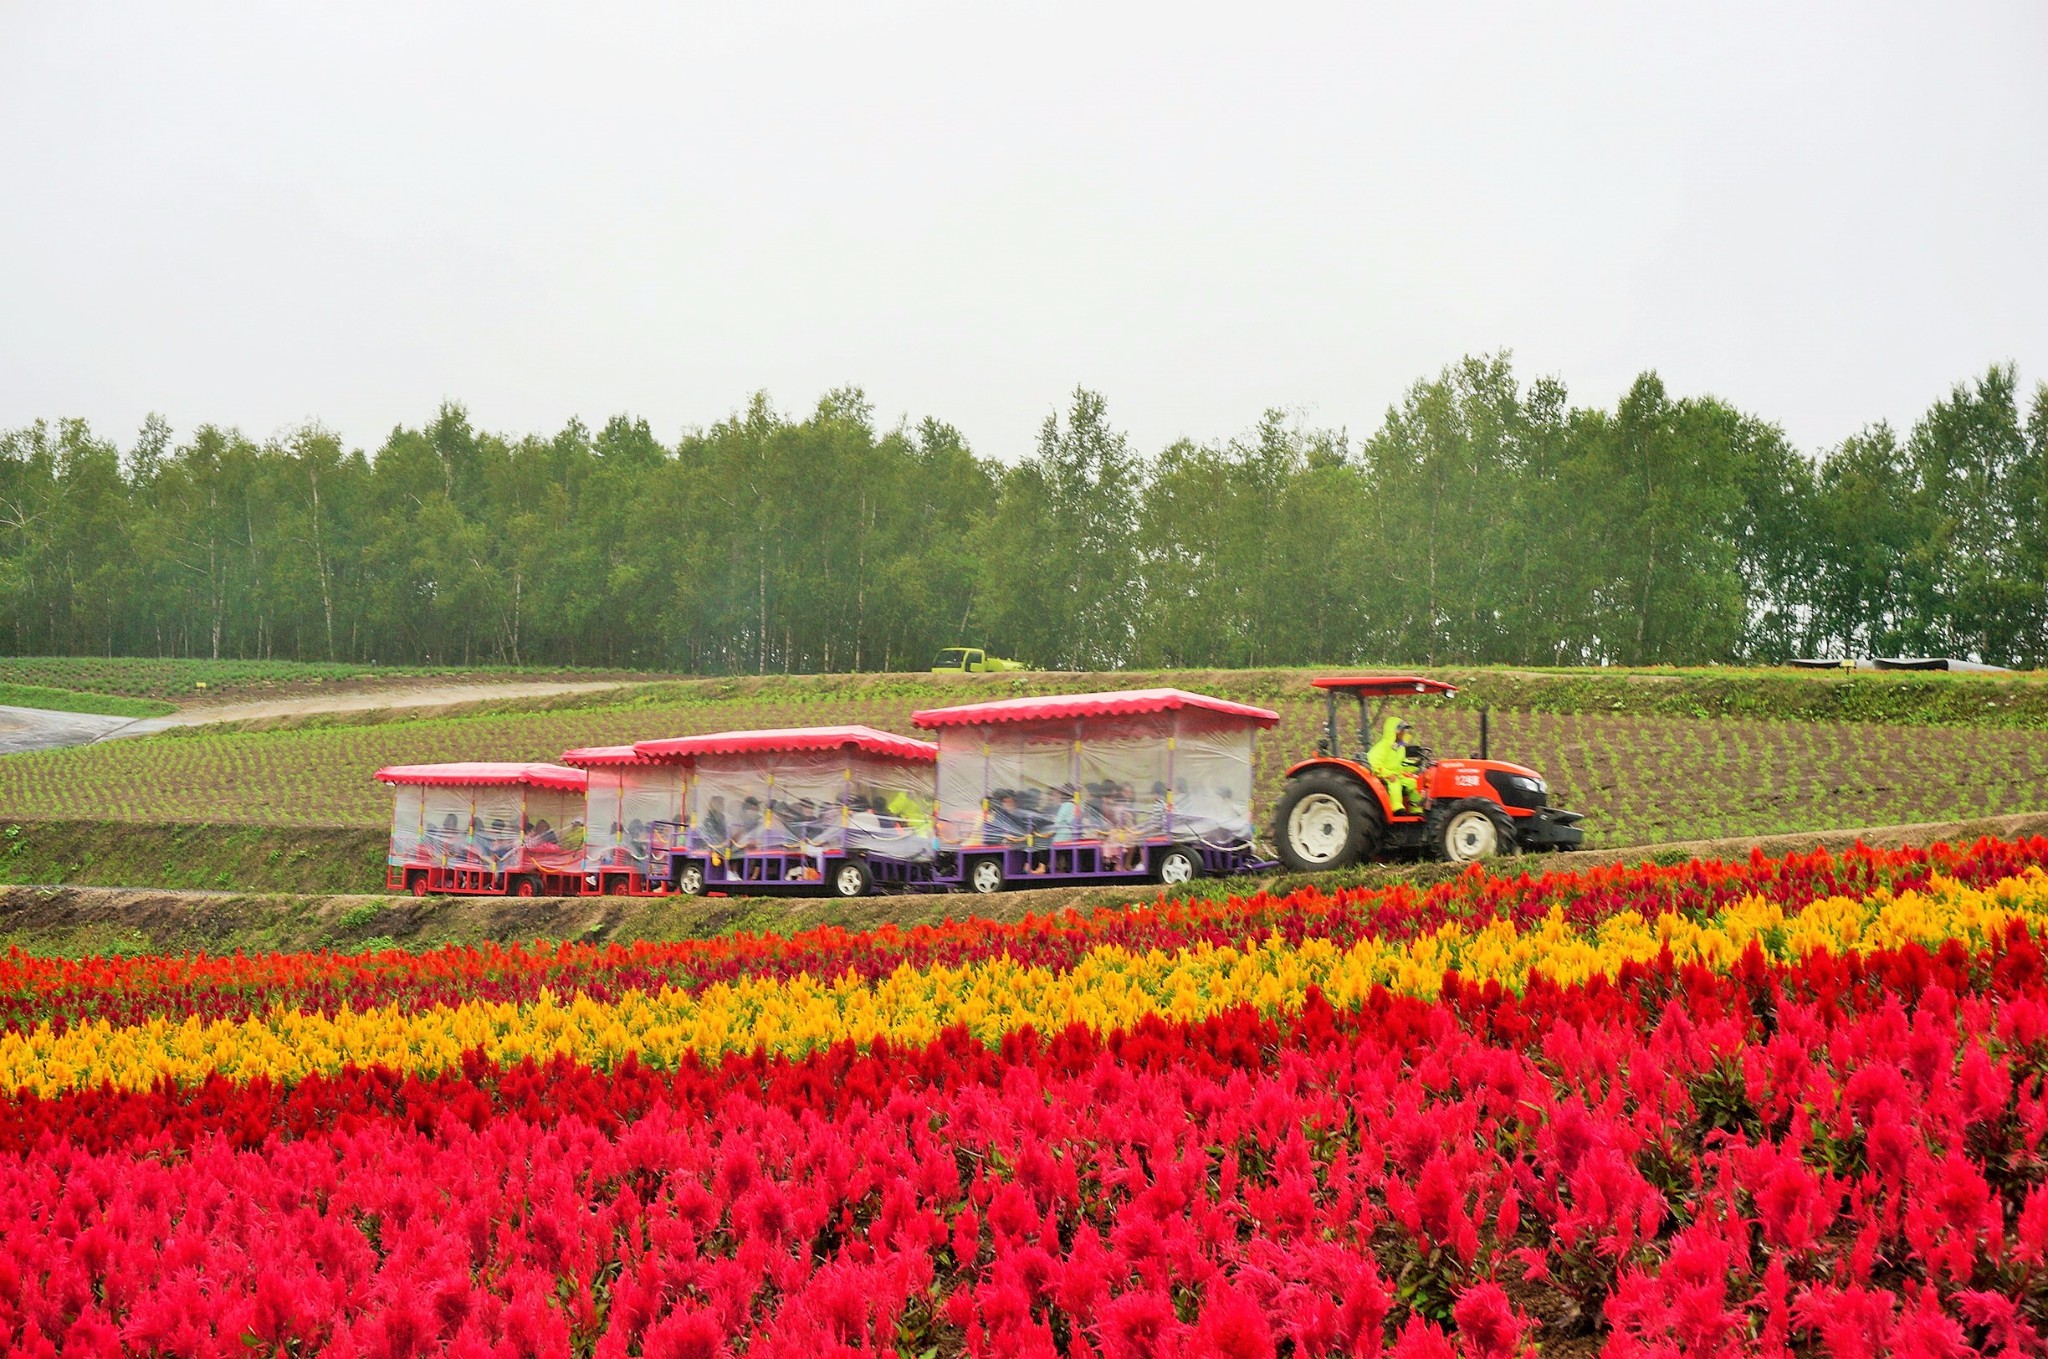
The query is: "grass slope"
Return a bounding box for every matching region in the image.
[0,657,661,702]
[0,683,173,718]
[0,820,385,894]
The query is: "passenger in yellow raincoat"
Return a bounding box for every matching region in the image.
[1367,716,1421,813]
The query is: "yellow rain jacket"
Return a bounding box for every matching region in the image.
[1367,716,1420,813]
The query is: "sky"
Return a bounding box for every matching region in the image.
[2,2,2044,463]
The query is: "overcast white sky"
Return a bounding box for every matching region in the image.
[3,3,2044,462]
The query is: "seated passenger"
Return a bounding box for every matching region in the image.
[986,791,1030,845]
[1049,786,1081,842]
[886,788,934,838]
[1101,786,1139,871]
[1140,781,1170,838]
[736,796,765,849]
[527,818,560,849]
[846,794,889,836]
[698,796,730,852]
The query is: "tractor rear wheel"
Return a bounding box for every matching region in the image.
[1272,771,1380,872]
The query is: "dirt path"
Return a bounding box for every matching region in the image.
[5,811,2046,957]
[0,704,138,756]
[97,680,632,740]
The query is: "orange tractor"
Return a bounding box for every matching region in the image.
[1270,675,1584,869]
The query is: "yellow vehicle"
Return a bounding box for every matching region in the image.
[931,647,1028,674]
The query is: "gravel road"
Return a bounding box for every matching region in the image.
[0,680,632,756]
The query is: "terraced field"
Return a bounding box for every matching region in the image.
[0,687,2042,849]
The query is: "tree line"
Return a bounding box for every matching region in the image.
[2,355,2043,672]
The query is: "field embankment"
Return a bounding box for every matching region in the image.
[0,684,171,718]
[0,656,665,704]
[6,811,2046,959]
[0,820,386,894]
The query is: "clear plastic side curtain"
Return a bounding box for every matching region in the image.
[388,785,425,864]
[621,767,687,865]
[522,788,586,872]
[1170,715,1257,846]
[844,751,936,862]
[685,752,933,861]
[1078,714,1172,842]
[471,786,524,872]
[422,786,474,867]
[934,713,1260,851]
[935,723,1076,850]
[583,770,626,870]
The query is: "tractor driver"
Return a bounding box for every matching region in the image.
[1367,717,1422,814]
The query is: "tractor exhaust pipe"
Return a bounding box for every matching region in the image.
[1479,708,1490,761]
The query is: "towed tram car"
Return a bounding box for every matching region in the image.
[645,725,939,898]
[379,762,590,897]
[910,687,1279,893]
[373,689,1286,899]
[559,744,688,897]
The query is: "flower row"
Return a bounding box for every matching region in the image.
[7,929,2048,1356]
[5,866,2046,1097]
[7,836,2043,1031]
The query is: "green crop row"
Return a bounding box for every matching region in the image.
[1,689,2043,855]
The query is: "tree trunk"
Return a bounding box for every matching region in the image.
[308,463,336,661]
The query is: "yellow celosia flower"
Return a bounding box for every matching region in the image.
[3,869,2042,1098]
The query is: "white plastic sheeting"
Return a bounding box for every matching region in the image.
[522,788,586,872]
[934,711,1259,851]
[686,750,935,862]
[394,784,588,873]
[1171,716,1258,845]
[584,766,688,872]
[388,784,425,863]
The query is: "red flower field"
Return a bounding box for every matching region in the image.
[9,840,2048,1356]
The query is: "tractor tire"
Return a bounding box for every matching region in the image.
[1429,799,1515,864]
[830,857,873,899]
[1272,771,1381,873]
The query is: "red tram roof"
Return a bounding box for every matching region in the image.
[1309,675,1459,698]
[375,762,588,792]
[632,725,937,763]
[912,688,1280,730]
[558,745,651,768]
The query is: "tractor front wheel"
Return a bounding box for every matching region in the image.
[1272,771,1380,872]
[1431,800,1514,864]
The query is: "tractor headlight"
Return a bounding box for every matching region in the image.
[1505,775,1544,795]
